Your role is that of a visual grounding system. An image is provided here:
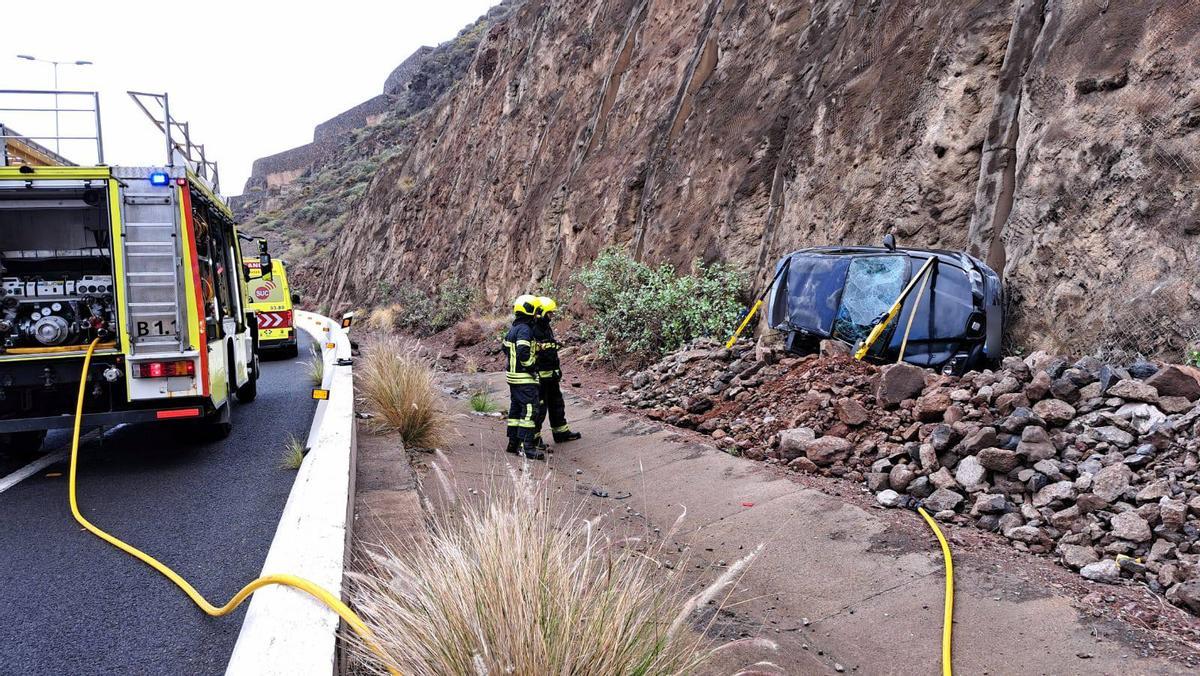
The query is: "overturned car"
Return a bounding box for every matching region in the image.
[766,238,1003,375]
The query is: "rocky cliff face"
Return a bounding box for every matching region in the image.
[257,0,1200,359]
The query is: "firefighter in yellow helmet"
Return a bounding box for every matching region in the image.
[503,294,544,460]
[532,296,581,448]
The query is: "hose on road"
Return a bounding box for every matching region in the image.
[67,338,396,673]
[916,505,955,676]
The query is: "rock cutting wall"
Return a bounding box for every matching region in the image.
[282,0,1197,358]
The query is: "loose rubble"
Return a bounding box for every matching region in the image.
[621,338,1200,615]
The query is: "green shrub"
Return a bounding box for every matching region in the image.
[468,389,497,413]
[1188,349,1200,367]
[575,247,745,363]
[430,277,478,333]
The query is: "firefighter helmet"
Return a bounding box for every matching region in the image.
[538,296,558,315]
[513,294,539,317]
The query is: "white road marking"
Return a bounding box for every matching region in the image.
[0,450,68,495]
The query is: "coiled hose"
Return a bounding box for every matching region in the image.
[67,338,396,673]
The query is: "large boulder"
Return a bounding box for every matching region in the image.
[1032,399,1076,426]
[977,447,1020,472]
[924,487,964,513]
[1080,559,1122,583]
[1091,464,1132,504]
[834,398,870,426]
[1110,511,1151,542]
[1016,426,1057,461]
[1107,379,1159,403]
[1059,544,1099,570]
[954,456,986,489]
[1146,365,1200,401]
[804,436,855,466]
[778,427,817,461]
[876,363,927,408]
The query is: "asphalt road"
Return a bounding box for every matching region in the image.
[0,337,316,675]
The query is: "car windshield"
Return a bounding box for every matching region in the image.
[777,254,851,336]
[831,255,908,343]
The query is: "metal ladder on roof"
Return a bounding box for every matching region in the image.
[120,182,187,354]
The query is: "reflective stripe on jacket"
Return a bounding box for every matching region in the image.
[533,321,561,380]
[503,319,539,385]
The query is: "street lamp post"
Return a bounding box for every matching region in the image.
[15,55,94,153]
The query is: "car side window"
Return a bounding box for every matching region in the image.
[832,256,908,344]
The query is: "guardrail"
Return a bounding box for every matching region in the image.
[226,311,356,675]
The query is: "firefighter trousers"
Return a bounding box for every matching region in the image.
[534,377,569,437]
[507,383,540,444]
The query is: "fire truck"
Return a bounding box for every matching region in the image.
[0,90,262,455]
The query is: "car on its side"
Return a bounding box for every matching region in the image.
[765,238,1003,375]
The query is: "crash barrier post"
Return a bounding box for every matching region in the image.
[225,311,360,675]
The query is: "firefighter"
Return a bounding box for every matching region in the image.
[532,296,582,447]
[503,294,544,460]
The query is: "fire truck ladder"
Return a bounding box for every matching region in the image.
[118,170,188,354]
[127,91,221,195]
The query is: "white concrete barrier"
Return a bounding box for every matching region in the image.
[226,311,356,676]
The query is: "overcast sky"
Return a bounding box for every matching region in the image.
[1,0,498,195]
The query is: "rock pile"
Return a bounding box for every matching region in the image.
[622,339,1200,615]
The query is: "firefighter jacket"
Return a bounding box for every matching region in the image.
[532,320,562,380]
[502,318,539,385]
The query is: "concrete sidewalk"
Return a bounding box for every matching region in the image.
[438,372,1190,675]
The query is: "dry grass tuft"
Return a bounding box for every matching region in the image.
[306,345,325,386]
[345,469,748,675]
[367,305,400,333]
[280,434,306,470]
[357,336,449,449]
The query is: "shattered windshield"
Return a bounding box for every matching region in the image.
[777,254,851,336]
[831,255,908,344]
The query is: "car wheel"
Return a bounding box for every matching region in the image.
[283,343,299,359]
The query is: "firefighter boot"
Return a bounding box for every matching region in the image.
[519,440,546,460]
[506,438,520,454]
[553,430,583,443]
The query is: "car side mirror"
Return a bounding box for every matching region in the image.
[257,239,272,279]
[883,233,897,251]
[291,293,301,304]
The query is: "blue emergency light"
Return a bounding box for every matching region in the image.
[149,171,170,186]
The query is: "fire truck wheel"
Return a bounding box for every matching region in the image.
[0,431,46,459]
[236,355,259,403]
[198,402,233,441]
[282,343,299,359]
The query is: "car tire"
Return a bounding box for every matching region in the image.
[282,343,299,359]
[237,355,259,403]
[0,430,47,459]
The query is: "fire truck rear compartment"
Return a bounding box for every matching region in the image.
[0,185,119,353]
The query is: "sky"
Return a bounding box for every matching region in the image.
[1,0,498,196]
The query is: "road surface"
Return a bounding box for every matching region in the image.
[0,337,316,675]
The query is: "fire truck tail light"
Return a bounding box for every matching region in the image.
[132,360,195,378]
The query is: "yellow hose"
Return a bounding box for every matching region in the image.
[917,506,954,676]
[67,338,397,673]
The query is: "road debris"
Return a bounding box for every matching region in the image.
[621,338,1200,616]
